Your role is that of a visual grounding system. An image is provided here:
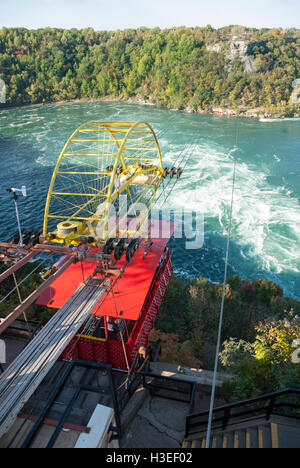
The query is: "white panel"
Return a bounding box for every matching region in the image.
[75,404,114,449]
[0,339,6,364]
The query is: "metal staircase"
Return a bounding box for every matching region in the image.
[183,421,280,448]
[183,388,300,448]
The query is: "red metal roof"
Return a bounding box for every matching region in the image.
[36,220,174,321]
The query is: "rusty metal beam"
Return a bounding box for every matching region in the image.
[32,244,77,255]
[0,251,38,283]
[0,242,115,266]
[18,412,91,434]
[0,243,29,255]
[0,242,77,256]
[0,256,74,335]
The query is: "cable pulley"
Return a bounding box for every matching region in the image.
[103,237,118,254]
[162,167,183,180]
[10,228,41,247]
[176,167,183,179]
[114,238,126,261]
[126,238,140,262]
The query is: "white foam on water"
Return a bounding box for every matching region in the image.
[161,142,300,276]
[35,154,51,167]
[259,117,300,122]
[8,113,46,128]
[9,121,33,128]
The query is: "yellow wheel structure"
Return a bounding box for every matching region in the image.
[42,121,163,246]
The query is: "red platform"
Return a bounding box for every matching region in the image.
[37,220,174,322]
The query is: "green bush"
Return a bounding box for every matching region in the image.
[220,312,300,401]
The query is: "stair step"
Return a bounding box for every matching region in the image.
[259,424,272,448]
[223,432,234,448]
[234,430,246,449]
[246,428,258,448]
[182,439,202,448]
[183,419,300,449]
[212,435,223,448]
[271,423,279,448]
[191,440,202,448]
[277,422,300,448]
[258,427,264,448]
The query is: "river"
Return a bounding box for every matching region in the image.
[0,101,299,299]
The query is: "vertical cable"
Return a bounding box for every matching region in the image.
[12,271,29,331]
[111,287,130,372]
[205,161,237,448]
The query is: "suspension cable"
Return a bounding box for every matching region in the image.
[111,287,130,372]
[155,113,178,139]
[155,140,199,210]
[0,255,52,305]
[205,118,240,448]
[63,272,126,361]
[12,271,30,331]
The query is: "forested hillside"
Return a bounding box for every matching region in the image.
[153,275,300,400]
[0,25,299,116]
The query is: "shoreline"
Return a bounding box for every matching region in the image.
[1,95,299,121]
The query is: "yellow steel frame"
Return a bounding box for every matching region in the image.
[43,121,163,244]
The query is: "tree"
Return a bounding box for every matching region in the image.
[220,311,300,401]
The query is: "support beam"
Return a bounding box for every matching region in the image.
[0,243,76,256]
[0,243,29,255]
[0,256,74,335]
[32,244,76,255]
[0,251,38,284]
[18,413,91,434]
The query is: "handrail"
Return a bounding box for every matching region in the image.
[185,388,300,438]
[189,388,300,416]
[142,371,197,407]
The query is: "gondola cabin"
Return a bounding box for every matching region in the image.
[37,221,174,370]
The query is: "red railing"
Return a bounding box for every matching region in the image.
[128,251,173,361]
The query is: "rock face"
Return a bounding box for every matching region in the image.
[206,36,256,74]
[206,43,221,53]
[227,36,256,74]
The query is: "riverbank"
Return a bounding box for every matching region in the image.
[1,95,299,120]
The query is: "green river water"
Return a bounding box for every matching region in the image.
[0,101,299,298]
